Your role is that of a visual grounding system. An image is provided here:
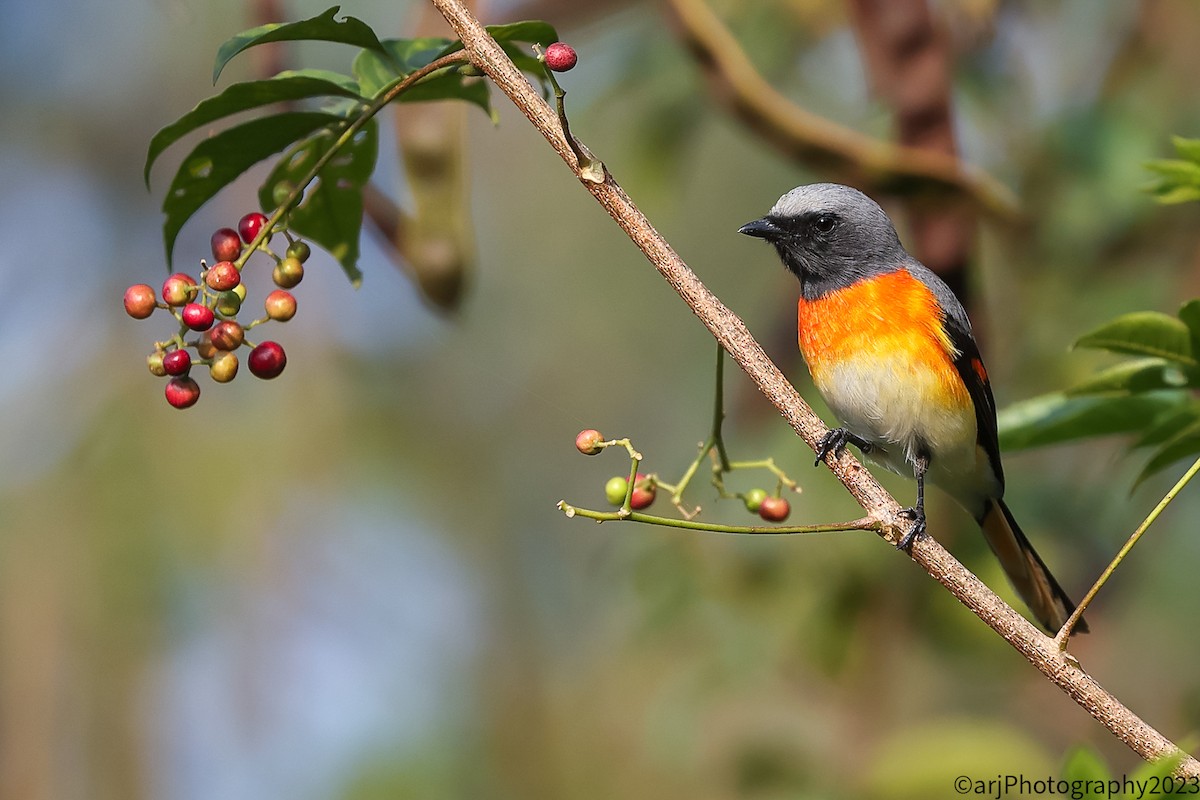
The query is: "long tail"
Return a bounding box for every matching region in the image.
[979,498,1087,634]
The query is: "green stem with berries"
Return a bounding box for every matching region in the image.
[233,50,472,270]
[558,501,877,536]
[537,47,604,184]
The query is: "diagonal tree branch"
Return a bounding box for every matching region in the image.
[427,0,1199,775]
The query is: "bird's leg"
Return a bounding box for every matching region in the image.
[814,427,873,467]
[898,452,930,551]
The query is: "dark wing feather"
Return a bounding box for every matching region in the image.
[906,260,1005,491]
[948,321,1005,492]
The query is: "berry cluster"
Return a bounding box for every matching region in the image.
[574,429,792,522]
[124,211,306,409]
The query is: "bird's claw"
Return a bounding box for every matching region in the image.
[814,427,872,467]
[897,508,926,551]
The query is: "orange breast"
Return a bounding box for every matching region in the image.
[797,269,967,407]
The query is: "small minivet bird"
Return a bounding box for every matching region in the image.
[740,183,1084,633]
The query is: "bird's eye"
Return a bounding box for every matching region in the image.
[812,214,836,234]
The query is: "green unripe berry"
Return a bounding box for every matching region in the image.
[272,257,304,289]
[209,352,239,383]
[743,488,768,513]
[286,241,311,263]
[604,476,629,506]
[216,290,243,317]
[271,181,296,208]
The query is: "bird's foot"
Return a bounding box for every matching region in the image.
[897,507,926,551]
[814,427,873,467]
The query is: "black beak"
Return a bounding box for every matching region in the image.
[738,217,781,240]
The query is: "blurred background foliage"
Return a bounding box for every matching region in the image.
[2,0,1199,798]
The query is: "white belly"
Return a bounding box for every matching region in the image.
[816,359,999,514]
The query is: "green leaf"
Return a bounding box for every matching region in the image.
[385,37,455,73]
[997,391,1191,451]
[399,71,492,114]
[258,120,378,286]
[1134,401,1200,447]
[1066,358,1194,395]
[1143,158,1200,182]
[1073,311,1196,365]
[1131,749,1186,781]
[436,20,559,59]
[1179,299,1200,348]
[487,20,559,46]
[213,6,389,84]
[162,112,343,265]
[145,71,364,186]
[1147,182,1200,204]
[1135,419,1200,487]
[1060,745,1111,784]
[434,20,561,79]
[1172,135,1200,162]
[353,40,492,116]
[352,38,456,97]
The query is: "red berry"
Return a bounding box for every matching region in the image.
[181,303,215,331]
[544,42,577,72]
[162,349,191,376]
[206,261,241,291]
[630,473,656,510]
[209,352,239,383]
[248,341,287,379]
[264,290,297,322]
[272,257,304,289]
[210,320,245,351]
[161,273,198,306]
[211,228,242,262]
[575,429,604,455]
[165,376,200,409]
[238,212,270,244]
[758,496,791,523]
[123,284,157,319]
[630,488,655,510]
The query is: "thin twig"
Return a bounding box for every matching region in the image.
[559,501,877,536]
[428,0,1199,774]
[1056,454,1200,649]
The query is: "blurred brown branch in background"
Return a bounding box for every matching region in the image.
[846,0,976,300]
[379,1,476,312]
[429,0,1198,776]
[663,0,1019,224]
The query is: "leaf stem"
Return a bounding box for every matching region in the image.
[1056,453,1200,649]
